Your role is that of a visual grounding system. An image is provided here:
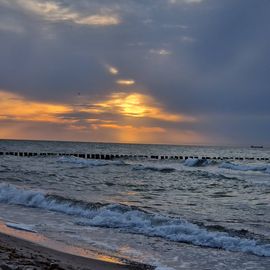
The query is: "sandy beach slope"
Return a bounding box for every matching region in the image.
[0,223,152,270]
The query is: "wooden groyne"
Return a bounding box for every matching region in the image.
[0,151,269,161]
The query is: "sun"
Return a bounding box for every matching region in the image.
[113,93,148,117]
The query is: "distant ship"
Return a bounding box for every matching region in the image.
[250,145,263,149]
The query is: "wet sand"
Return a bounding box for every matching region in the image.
[0,223,152,270]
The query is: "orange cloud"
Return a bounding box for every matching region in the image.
[116,79,135,85]
[0,89,204,144]
[90,123,206,144]
[16,0,120,27]
[76,15,120,26]
[98,123,164,132]
[82,92,196,122]
[95,123,165,143]
[106,65,119,75]
[0,90,72,123]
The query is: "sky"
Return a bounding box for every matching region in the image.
[0,0,269,146]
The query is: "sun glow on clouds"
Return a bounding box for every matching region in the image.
[15,0,120,26]
[0,89,200,144]
[75,15,119,26]
[107,65,119,75]
[83,92,194,122]
[0,90,190,124]
[116,79,135,85]
[0,90,72,123]
[98,124,165,143]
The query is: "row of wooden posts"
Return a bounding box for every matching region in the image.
[0,151,269,161]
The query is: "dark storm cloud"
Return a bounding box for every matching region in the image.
[0,0,203,102]
[0,0,269,145]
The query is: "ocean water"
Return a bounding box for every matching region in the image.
[0,140,270,269]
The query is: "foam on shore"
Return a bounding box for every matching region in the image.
[1,184,270,257]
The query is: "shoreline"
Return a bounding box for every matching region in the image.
[0,222,153,270]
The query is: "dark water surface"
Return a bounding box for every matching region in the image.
[0,140,270,269]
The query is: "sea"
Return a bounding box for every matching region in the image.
[0,140,270,270]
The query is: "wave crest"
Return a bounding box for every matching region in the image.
[57,156,126,167]
[132,165,175,173]
[0,184,270,257]
[183,158,210,167]
[220,162,270,173]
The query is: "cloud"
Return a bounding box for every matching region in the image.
[184,0,203,3]
[181,36,196,43]
[0,18,24,34]
[0,90,72,123]
[162,24,188,29]
[0,0,270,145]
[106,65,119,75]
[95,124,165,143]
[81,92,195,123]
[149,49,172,55]
[0,89,201,143]
[169,0,203,4]
[116,79,135,85]
[74,15,119,26]
[13,0,120,26]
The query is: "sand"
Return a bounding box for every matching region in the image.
[0,226,153,270]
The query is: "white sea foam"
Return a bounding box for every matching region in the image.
[220,161,270,173]
[6,222,37,233]
[57,156,126,166]
[183,158,209,167]
[155,266,176,270]
[77,215,270,257]
[1,184,270,257]
[132,164,175,173]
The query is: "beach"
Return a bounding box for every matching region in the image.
[1,0,269,268]
[0,222,150,270]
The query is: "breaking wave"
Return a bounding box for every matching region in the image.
[220,161,270,173]
[132,165,175,173]
[56,156,270,177]
[0,184,270,257]
[183,158,210,167]
[57,156,126,167]
[182,158,270,175]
